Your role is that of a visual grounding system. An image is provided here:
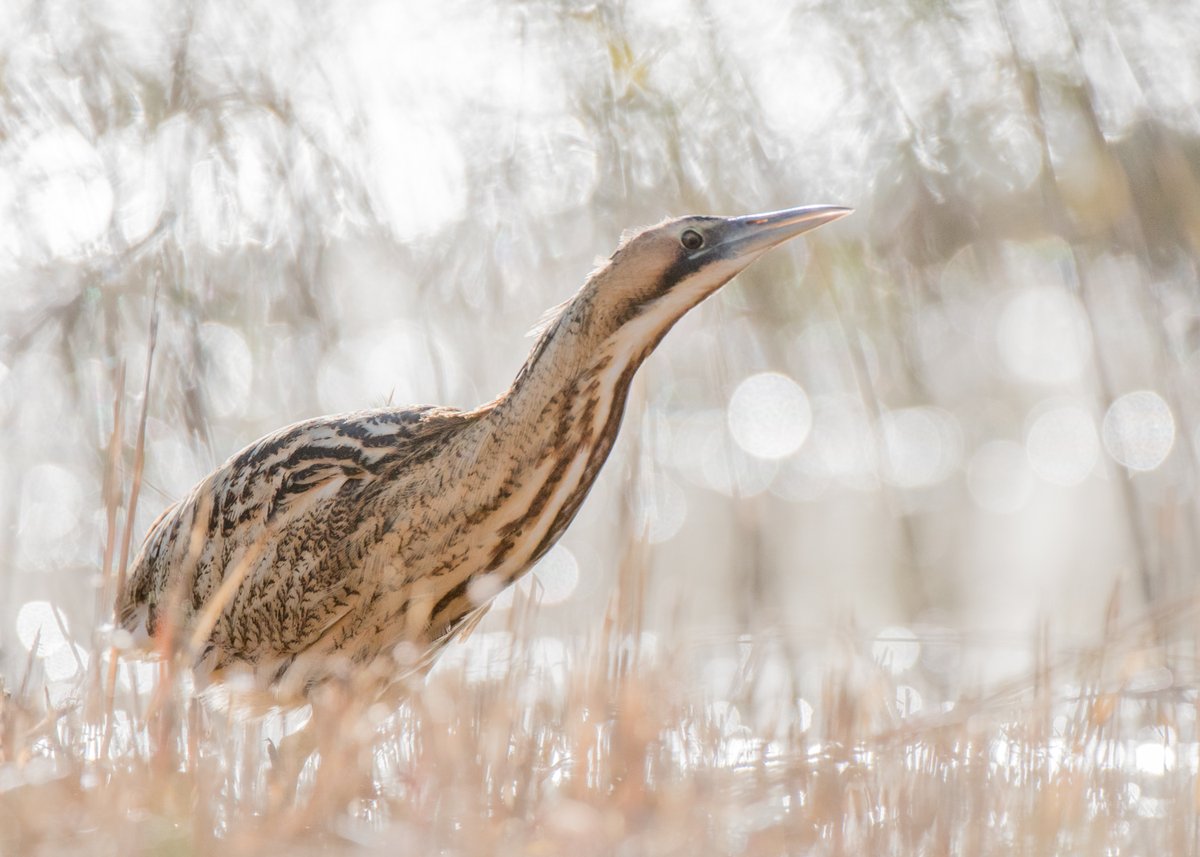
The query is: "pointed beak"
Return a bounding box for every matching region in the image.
[710,205,852,260]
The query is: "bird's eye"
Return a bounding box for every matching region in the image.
[680,229,705,251]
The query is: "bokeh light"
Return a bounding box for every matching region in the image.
[727,372,813,460]
[492,545,579,609]
[1102,391,1176,472]
[16,600,69,654]
[1135,741,1175,777]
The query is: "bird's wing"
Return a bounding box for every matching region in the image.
[118,405,475,663]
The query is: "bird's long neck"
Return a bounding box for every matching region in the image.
[468,285,657,577]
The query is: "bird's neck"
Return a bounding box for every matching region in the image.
[464,289,653,576]
[491,287,656,437]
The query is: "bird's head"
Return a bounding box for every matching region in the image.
[515,205,852,392]
[586,205,852,354]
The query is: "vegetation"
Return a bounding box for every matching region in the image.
[2,0,1198,852]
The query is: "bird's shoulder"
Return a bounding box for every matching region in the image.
[211,404,479,525]
[230,404,476,470]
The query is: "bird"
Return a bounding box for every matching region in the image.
[116,204,850,703]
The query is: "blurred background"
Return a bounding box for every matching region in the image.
[2,0,1199,692]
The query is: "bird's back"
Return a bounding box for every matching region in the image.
[118,404,479,690]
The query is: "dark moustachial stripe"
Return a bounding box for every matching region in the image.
[656,252,705,298]
[648,219,729,303]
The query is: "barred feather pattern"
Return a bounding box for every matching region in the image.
[118,315,644,698]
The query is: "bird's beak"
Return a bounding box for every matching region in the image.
[710,205,852,259]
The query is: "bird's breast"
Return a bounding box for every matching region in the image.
[418,365,634,637]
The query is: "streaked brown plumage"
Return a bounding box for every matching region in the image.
[117,205,850,699]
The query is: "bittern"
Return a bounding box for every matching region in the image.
[117,205,850,700]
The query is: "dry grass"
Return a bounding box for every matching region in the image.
[2,580,1198,855]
